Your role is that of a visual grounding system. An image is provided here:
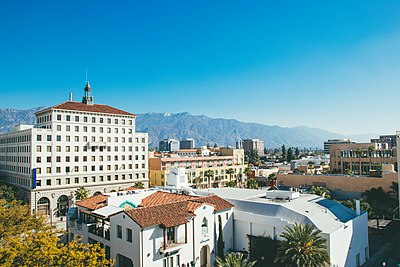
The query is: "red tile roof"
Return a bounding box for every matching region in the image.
[139,191,233,212]
[75,194,107,210]
[125,201,201,228]
[37,101,136,116]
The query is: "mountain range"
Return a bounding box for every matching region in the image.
[0,107,376,148]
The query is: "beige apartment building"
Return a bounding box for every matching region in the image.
[149,148,246,188]
[330,142,397,175]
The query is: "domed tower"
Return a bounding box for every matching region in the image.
[82,81,94,105]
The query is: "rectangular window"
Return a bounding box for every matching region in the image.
[57,135,61,141]
[92,117,96,123]
[66,178,70,184]
[56,125,61,131]
[66,115,70,121]
[47,146,51,152]
[46,179,51,185]
[126,228,132,243]
[37,135,42,141]
[75,126,79,132]
[84,116,88,122]
[75,116,79,122]
[57,114,61,121]
[117,225,122,239]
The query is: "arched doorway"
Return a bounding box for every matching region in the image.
[37,197,50,216]
[93,191,102,196]
[200,245,210,267]
[116,253,134,267]
[57,195,69,217]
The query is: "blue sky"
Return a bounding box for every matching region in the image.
[1,1,399,135]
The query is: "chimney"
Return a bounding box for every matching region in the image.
[69,92,73,101]
[355,199,361,216]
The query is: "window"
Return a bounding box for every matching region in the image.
[117,225,122,239]
[75,136,79,142]
[57,135,61,141]
[202,217,208,234]
[66,125,70,131]
[46,179,51,185]
[56,156,61,162]
[57,114,61,121]
[92,117,96,123]
[74,177,79,183]
[83,126,87,132]
[75,126,79,132]
[56,125,61,131]
[36,157,41,163]
[36,168,41,174]
[126,228,132,243]
[47,146,51,152]
[37,135,42,141]
[37,145,41,152]
[84,116,88,122]
[167,227,175,242]
[66,178,70,184]
[46,156,51,163]
[75,116,79,122]
[46,167,51,174]
[66,115,70,121]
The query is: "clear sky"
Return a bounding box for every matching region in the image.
[1,1,399,135]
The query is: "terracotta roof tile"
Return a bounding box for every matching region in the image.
[75,194,107,210]
[37,101,136,116]
[125,201,200,228]
[139,191,197,207]
[189,195,234,212]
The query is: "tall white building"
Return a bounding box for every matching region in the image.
[0,82,148,225]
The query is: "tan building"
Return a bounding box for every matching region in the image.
[149,148,246,188]
[330,142,397,175]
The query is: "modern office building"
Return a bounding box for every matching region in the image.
[240,139,265,158]
[323,139,355,155]
[159,139,180,152]
[149,148,246,188]
[180,138,195,149]
[68,189,234,267]
[329,142,397,175]
[0,82,148,226]
[371,135,397,149]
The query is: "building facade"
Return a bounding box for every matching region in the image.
[180,138,195,149]
[149,148,246,188]
[371,134,397,149]
[159,139,180,152]
[241,139,265,158]
[68,189,234,267]
[330,142,397,175]
[323,139,355,155]
[0,82,148,226]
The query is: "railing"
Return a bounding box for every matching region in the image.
[88,225,104,238]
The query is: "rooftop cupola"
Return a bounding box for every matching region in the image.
[82,81,94,105]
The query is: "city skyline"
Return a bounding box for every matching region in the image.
[1,1,399,135]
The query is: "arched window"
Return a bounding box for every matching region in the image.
[37,197,50,216]
[57,195,69,217]
[202,217,208,235]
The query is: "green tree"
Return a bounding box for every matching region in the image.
[134,182,145,189]
[286,148,294,162]
[275,223,329,267]
[368,146,375,174]
[226,181,236,188]
[204,169,214,188]
[0,184,17,202]
[281,145,287,161]
[295,147,300,158]
[355,147,363,175]
[247,178,258,189]
[309,186,331,199]
[74,186,89,201]
[217,215,225,259]
[244,166,252,177]
[227,168,235,182]
[216,252,256,267]
[268,173,277,188]
[362,187,392,228]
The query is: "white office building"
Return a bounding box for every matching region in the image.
[0,82,149,226]
[196,188,369,267]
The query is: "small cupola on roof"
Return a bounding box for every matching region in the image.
[82,81,94,105]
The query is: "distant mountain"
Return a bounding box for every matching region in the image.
[136,112,345,148]
[0,108,348,148]
[0,107,43,133]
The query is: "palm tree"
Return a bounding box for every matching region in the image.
[74,186,89,201]
[355,147,363,175]
[204,169,214,188]
[227,168,235,182]
[216,252,256,267]
[368,146,375,175]
[267,173,277,188]
[309,186,331,199]
[362,187,392,229]
[275,223,329,267]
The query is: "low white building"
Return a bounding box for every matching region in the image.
[196,187,369,267]
[68,189,234,267]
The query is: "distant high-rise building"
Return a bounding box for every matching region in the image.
[324,139,354,154]
[241,139,265,158]
[180,138,195,149]
[158,139,179,152]
[371,135,397,149]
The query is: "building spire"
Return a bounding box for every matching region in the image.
[82,81,94,105]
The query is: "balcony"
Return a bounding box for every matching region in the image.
[160,239,186,254]
[88,224,104,238]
